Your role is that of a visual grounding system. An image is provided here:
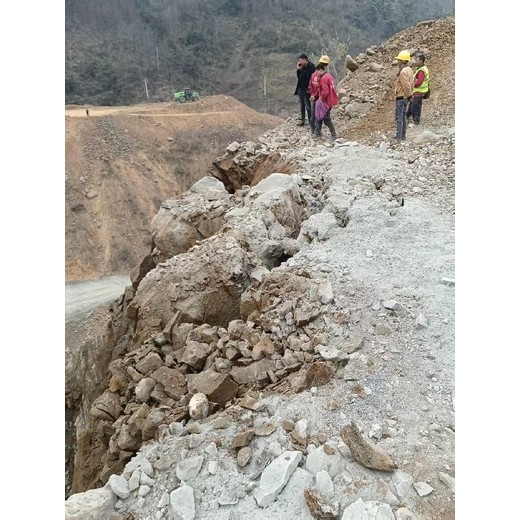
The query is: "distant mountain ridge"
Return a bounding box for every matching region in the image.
[65,0,454,115]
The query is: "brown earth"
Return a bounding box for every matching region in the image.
[65,95,283,281]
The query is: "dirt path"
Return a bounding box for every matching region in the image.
[67,109,239,118]
[65,275,130,324]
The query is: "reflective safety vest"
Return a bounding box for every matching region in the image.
[413,65,430,94]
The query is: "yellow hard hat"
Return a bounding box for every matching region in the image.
[319,55,330,64]
[395,50,411,61]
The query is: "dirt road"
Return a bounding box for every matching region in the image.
[65,275,130,324]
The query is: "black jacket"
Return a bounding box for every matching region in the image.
[294,61,316,95]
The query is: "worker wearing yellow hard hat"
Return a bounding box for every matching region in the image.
[395,50,411,62]
[393,50,414,141]
[318,55,330,65]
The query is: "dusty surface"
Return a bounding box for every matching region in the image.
[66,275,130,324]
[65,17,456,520]
[65,95,282,281]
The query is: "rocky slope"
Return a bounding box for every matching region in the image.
[65,95,282,281]
[65,17,455,520]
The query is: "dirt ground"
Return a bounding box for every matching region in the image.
[65,95,282,281]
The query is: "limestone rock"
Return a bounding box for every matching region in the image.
[341,498,395,519]
[188,393,209,420]
[415,313,428,329]
[305,445,344,478]
[315,470,334,498]
[254,450,303,507]
[108,474,130,499]
[65,486,116,520]
[170,484,195,520]
[291,419,308,448]
[438,471,455,493]
[135,378,156,403]
[176,456,204,481]
[413,481,434,497]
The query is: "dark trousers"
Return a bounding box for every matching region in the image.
[395,98,408,139]
[309,99,316,132]
[406,95,423,124]
[298,89,312,123]
[314,108,337,138]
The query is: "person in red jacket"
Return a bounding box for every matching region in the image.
[309,55,330,133]
[313,64,338,140]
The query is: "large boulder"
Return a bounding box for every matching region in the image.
[128,235,259,344]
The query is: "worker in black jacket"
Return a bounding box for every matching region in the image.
[294,54,316,127]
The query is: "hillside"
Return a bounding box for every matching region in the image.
[65,95,282,281]
[65,0,454,115]
[65,16,456,520]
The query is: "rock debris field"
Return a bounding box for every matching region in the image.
[65,16,455,520]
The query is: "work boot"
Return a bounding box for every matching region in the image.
[298,121,305,126]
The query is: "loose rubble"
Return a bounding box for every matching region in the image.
[66,16,455,520]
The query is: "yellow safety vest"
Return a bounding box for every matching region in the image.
[413,65,430,94]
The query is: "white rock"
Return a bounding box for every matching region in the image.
[305,444,344,478]
[205,442,218,458]
[318,280,334,304]
[226,141,241,153]
[208,461,218,475]
[316,470,334,498]
[413,481,434,497]
[139,457,154,477]
[438,472,455,493]
[190,176,227,193]
[108,474,130,499]
[176,456,204,481]
[415,313,428,329]
[317,345,344,361]
[170,484,195,520]
[189,393,209,420]
[369,424,383,440]
[157,492,169,508]
[341,498,396,519]
[254,450,303,507]
[140,472,154,487]
[269,441,283,457]
[392,470,414,500]
[65,486,116,520]
[139,485,151,497]
[366,249,373,258]
[128,469,141,492]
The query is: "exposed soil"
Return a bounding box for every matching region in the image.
[65,95,282,281]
